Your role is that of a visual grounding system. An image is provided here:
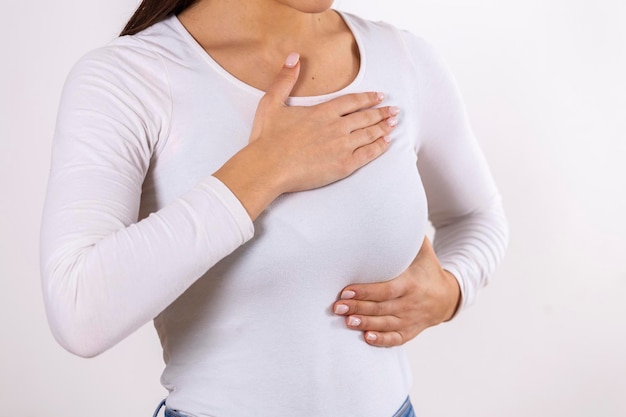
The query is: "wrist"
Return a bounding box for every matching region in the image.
[213,145,286,221]
[443,270,462,321]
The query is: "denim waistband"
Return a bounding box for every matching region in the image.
[392,396,415,417]
[153,396,414,417]
[164,407,184,417]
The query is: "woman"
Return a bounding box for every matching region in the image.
[40,0,508,416]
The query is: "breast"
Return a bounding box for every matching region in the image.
[156,135,428,365]
[208,137,427,297]
[146,64,428,318]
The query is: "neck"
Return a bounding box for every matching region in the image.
[179,0,337,51]
[175,0,357,97]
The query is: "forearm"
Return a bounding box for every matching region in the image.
[40,175,253,358]
[432,196,509,311]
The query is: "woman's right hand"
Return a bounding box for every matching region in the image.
[214,52,399,220]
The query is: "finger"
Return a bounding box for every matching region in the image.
[263,52,301,105]
[342,105,400,134]
[347,136,390,171]
[349,116,398,149]
[340,277,407,303]
[322,91,385,116]
[364,331,406,347]
[343,314,401,333]
[333,299,396,317]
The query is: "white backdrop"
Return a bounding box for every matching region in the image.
[1,1,625,416]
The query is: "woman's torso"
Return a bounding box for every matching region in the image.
[131,12,427,416]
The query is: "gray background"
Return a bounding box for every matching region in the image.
[2,0,625,415]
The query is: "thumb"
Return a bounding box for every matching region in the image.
[340,276,405,302]
[264,52,301,105]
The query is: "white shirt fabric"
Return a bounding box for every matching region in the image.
[40,10,508,417]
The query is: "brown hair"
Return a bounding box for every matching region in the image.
[120,0,197,36]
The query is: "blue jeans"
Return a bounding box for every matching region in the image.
[392,396,416,417]
[153,396,415,417]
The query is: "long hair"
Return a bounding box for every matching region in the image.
[120,0,197,36]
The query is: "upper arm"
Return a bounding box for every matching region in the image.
[402,33,500,226]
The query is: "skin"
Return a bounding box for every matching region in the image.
[333,237,461,347]
[179,0,461,347]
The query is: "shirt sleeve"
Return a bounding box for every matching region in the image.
[402,32,509,312]
[39,45,254,358]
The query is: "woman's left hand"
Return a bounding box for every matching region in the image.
[332,236,461,347]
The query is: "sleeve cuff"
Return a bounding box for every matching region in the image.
[202,176,255,244]
[441,263,472,313]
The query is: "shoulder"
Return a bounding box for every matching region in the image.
[62,18,183,113]
[337,11,446,70]
[69,18,177,82]
[57,19,178,145]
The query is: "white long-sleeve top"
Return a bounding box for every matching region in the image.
[40,10,508,417]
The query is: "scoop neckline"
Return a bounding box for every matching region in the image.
[169,10,366,106]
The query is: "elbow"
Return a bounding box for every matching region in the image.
[45,305,112,358]
[56,335,108,359]
[41,269,113,359]
[41,246,119,358]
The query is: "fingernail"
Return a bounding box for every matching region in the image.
[387,117,398,127]
[334,304,349,314]
[377,92,385,102]
[285,52,300,68]
[348,316,361,326]
[383,135,392,143]
[341,290,356,299]
[389,106,400,116]
[366,332,378,341]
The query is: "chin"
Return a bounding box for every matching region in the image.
[278,0,335,14]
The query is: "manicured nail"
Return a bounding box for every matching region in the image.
[377,92,385,102]
[387,117,398,127]
[366,332,378,341]
[285,52,300,68]
[334,304,349,314]
[389,106,400,116]
[341,290,356,299]
[383,135,392,143]
[348,316,361,326]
